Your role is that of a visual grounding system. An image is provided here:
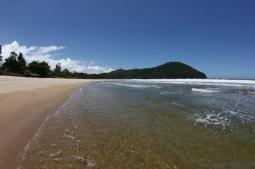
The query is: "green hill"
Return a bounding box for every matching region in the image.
[99,62,207,79]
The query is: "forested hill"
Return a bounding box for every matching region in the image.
[98,62,207,79]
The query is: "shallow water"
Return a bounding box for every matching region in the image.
[20,80,255,169]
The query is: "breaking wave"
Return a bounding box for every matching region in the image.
[127,79,255,88]
[110,82,160,89]
[192,88,221,93]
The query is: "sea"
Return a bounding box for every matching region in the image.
[19,79,255,169]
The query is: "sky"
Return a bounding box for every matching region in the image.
[0,0,254,78]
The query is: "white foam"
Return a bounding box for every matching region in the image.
[194,107,255,128]
[171,102,182,106]
[195,113,230,127]
[227,110,239,116]
[160,91,173,95]
[192,88,220,93]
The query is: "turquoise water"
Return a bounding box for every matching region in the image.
[20,80,255,169]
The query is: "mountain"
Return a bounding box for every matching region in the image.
[98,62,207,79]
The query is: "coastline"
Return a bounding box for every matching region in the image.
[0,76,91,169]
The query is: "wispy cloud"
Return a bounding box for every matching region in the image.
[1,41,113,74]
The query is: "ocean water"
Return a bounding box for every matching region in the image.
[20,80,255,169]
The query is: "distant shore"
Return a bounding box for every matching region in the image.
[0,76,91,169]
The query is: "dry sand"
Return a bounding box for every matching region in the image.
[0,76,91,169]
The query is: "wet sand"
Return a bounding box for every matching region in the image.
[0,76,91,169]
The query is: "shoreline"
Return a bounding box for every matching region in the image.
[0,76,91,169]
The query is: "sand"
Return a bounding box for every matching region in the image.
[0,76,91,169]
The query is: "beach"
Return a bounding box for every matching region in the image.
[0,76,90,169]
[1,78,255,169]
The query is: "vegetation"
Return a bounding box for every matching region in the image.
[28,61,51,77]
[53,63,62,77]
[0,50,90,78]
[0,47,207,79]
[0,45,2,62]
[101,62,207,79]
[1,52,26,75]
[0,46,2,74]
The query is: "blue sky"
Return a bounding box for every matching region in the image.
[0,0,254,78]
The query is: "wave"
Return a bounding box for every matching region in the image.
[192,88,220,93]
[110,82,160,89]
[125,79,255,88]
[160,91,175,95]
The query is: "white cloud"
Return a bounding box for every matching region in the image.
[1,41,113,74]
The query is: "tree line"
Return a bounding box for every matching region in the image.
[0,45,207,79]
[0,45,93,78]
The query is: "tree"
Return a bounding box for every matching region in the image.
[2,52,19,73]
[53,63,62,76]
[17,53,26,72]
[1,52,28,75]
[0,45,2,74]
[28,61,51,77]
[62,68,71,78]
[0,45,2,62]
